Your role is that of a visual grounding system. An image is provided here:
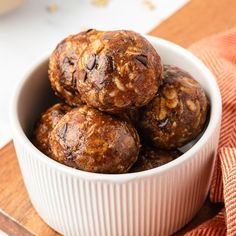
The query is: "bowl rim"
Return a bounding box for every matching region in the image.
[10,35,222,182]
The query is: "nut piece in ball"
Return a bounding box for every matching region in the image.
[33,103,72,157]
[49,105,140,173]
[138,65,209,149]
[76,30,163,113]
[130,145,181,172]
[49,29,103,106]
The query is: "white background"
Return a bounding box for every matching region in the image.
[0,0,189,148]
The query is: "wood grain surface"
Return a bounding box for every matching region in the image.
[1,0,236,235]
[0,142,59,236]
[149,0,236,47]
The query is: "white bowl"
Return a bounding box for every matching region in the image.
[10,36,222,236]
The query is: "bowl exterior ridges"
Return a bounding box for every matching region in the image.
[13,124,220,236]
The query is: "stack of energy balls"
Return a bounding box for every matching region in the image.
[34,29,209,174]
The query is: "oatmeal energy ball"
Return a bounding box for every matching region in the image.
[130,145,181,172]
[49,29,103,106]
[76,30,163,113]
[34,103,72,157]
[49,105,140,173]
[138,65,209,149]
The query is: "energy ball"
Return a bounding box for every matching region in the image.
[76,30,162,113]
[116,108,140,127]
[49,105,140,173]
[130,146,181,172]
[34,103,72,157]
[138,65,209,149]
[49,29,103,106]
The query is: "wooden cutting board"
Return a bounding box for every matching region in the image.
[1,0,236,235]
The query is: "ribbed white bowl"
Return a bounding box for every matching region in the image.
[10,36,222,236]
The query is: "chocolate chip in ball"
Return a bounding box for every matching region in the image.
[135,54,148,67]
[106,55,114,72]
[58,123,68,140]
[86,54,96,70]
[82,71,88,82]
[64,149,77,161]
[86,28,94,33]
[63,57,75,66]
[72,71,77,89]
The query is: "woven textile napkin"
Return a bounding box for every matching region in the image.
[184,28,236,235]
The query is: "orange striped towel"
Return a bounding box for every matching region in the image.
[185,28,236,235]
